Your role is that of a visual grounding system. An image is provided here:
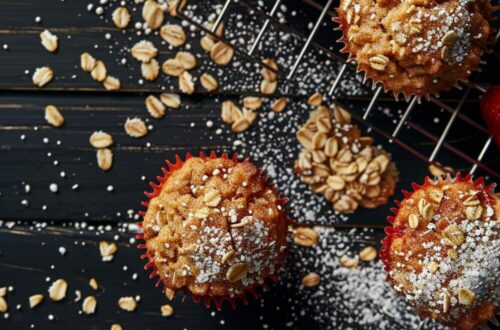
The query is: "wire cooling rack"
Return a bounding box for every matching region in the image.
[176,0,500,180]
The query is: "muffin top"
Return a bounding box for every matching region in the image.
[143,156,288,297]
[337,0,492,97]
[384,178,499,329]
[295,105,398,213]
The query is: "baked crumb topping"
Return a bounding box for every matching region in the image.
[337,0,492,97]
[388,179,499,329]
[143,157,287,297]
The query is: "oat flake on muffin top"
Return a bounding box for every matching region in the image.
[381,176,499,330]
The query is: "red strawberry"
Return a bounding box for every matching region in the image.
[480,85,500,149]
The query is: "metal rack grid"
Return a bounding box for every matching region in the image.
[176,0,500,180]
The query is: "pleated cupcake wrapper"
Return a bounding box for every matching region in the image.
[379,172,499,329]
[136,151,293,311]
[332,5,499,102]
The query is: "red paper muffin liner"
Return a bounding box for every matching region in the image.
[379,172,499,328]
[333,5,499,101]
[135,151,293,311]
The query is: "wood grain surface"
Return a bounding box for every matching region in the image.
[0,0,498,225]
[0,223,401,330]
[0,223,311,329]
[1,90,498,225]
[0,0,499,329]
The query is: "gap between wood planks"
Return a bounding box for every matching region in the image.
[0,223,387,236]
[0,88,473,104]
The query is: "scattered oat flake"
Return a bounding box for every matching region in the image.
[358,246,377,261]
[293,226,319,247]
[271,97,288,112]
[32,66,53,87]
[175,51,196,70]
[48,279,67,301]
[103,76,121,91]
[160,93,181,109]
[302,272,321,288]
[118,296,137,312]
[339,255,359,269]
[81,52,97,72]
[89,278,98,290]
[124,117,148,138]
[146,95,166,119]
[97,148,113,171]
[200,73,218,92]
[40,29,58,52]
[44,105,64,127]
[179,71,194,94]
[131,40,157,63]
[160,24,186,47]
[29,294,44,309]
[99,241,117,262]
[90,60,107,82]
[112,7,130,29]
[82,296,97,315]
[0,297,7,313]
[89,131,113,149]
[142,0,164,30]
[165,288,175,301]
[242,97,262,110]
[141,59,160,81]
[210,41,234,66]
[160,304,174,317]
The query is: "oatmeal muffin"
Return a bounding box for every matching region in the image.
[294,105,398,213]
[336,0,494,98]
[139,153,289,309]
[380,174,499,329]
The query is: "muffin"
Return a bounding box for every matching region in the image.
[380,174,499,329]
[138,152,290,309]
[294,105,398,213]
[336,0,494,98]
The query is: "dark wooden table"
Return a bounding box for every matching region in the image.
[0,0,498,329]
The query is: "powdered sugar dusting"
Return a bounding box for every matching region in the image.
[271,227,448,329]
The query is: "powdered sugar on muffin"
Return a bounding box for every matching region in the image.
[381,175,499,330]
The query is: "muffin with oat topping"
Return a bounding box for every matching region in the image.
[139,152,289,309]
[294,105,398,213]
[336,0,494,98]
[380,174,500,330]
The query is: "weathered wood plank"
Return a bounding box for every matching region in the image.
[0,0,498,225]
[0,0,498,96]
[1,91,498,226]
[0,223,314,329]
[0,92,230,222]
[0,0,360,95]
[1,223,443,330]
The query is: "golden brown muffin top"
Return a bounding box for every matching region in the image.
[337,0,492,97]
[143,157,288,297]
[387,178,499,329]
[295,105,398,213]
